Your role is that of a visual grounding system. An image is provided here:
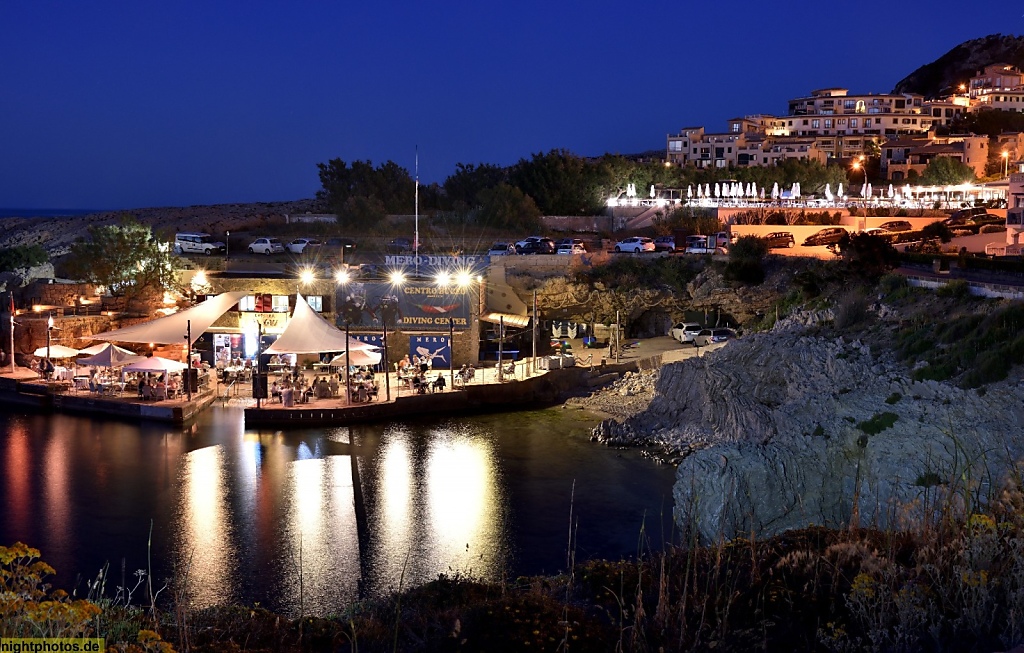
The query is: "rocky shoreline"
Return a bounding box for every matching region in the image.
[573,313,1024,542]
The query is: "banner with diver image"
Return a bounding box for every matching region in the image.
[335,282,470,332]
[410,335,451,370]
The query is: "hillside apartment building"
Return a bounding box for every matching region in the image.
[667,63,1024,181]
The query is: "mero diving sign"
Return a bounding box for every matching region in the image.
[383,255,486,268]
[336,282,469,332]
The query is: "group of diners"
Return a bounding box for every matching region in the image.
[269,367,380,406]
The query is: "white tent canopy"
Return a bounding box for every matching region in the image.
[265,293,378,355]
[34,344,80,358]
[96,291,248,345]
[122,356,188,373]
[328,349,383,367]
[77,344,143,368]
[79,342,135,356]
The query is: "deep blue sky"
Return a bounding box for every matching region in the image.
[0,1,1018,210]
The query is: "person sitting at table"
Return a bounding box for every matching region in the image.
[270,381,281,402]
[329,375,339,396]
[399,355,411,373]
[168,376,180,398]
[155,378,167,400]
[432,374,446,393]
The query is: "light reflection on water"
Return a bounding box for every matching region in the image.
[0,406,676,617]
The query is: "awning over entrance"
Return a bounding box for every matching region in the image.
[480,312,530,328]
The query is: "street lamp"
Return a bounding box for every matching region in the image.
[45,313,53,378]
[225,230,230,261]
[1002,150,1010,178]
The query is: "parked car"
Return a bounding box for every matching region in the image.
[325,237,357,250]
[802,228,847,247]
[487,242,516,256]
[763,232,795,248]
[556,243,586,255]
[174,232,225,256]
[693,328,736,347]
[556,238,585,248]
[386,237,413,254]
[518,238,556,255]
[684,235,721,254]
[515,236,545,249]
[670,322,703,344]
[652,236,677,252]
[614,237,655,253]
[248,237,285,255]
[877,220,913,233]
[286,238,323,255]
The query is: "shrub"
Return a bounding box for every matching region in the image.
[834,291,868,329]
[980,224,1005,234]
[0,244,48,272]
[724,235,768,285]
[885,392,902,404]
[936,279,971,299]
[857,412,899,435]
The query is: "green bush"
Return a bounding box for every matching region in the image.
[936,279,971,299]
[0,245,48,272]
[857,412,899,435]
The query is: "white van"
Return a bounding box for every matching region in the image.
[174,232,226,256]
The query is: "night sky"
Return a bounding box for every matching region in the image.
[0,1,1018,210]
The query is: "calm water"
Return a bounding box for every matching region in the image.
[0,406,677,616]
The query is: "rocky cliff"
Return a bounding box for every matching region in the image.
[892,33,1024,97]
[595,314,1024,542]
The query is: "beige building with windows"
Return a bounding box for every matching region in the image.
[880,134,989,180]
[667,87,935,168]
[969,63,1024,100]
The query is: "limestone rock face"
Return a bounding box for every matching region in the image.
[606,322,1024,542]
[0,264,56,291]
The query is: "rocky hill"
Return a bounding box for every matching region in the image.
[0,199,321,257]
[594,310,1024,542]
[892,33,1024,97]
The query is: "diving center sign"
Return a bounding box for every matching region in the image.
[336,281,470,332]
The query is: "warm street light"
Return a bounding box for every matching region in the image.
[45,313,54,378]
[334,268,350,285]
[852,156,867,187]
[299,268,316,286]
[1003,150,1010,178]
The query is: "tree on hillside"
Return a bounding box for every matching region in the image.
[509,150,607,215]
[836,232,900,279]
[443,163,507,211]
[64,216,175,307]
[0,245,48,273]
[476,183,541,231]
[920,157,976,185]
[316,159,416,227]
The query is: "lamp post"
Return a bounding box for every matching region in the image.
[1003,150,1010,178]
[185,319,192,402]
[225,231,230,262]
[45,313,53,378]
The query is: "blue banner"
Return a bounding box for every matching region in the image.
[410,335,451,370]
[336,281,470,332]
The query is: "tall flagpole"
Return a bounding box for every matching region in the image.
[8,292,15,374]
[414,146,419,278]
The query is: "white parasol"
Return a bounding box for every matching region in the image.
[122,356,188,373]
[34,344,80,358]
[329,349,383,367]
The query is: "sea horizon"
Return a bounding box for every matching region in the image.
[0,207,110,219]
